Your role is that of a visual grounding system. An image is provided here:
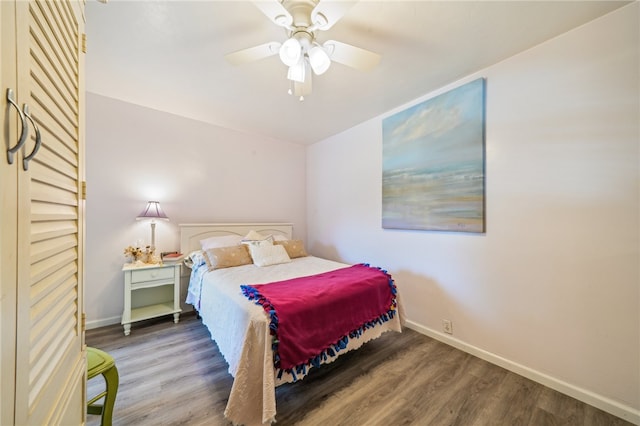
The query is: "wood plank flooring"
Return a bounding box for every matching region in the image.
[86,314,632,426]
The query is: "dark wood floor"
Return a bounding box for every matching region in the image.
[86,313,632,426]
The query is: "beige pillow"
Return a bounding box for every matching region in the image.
[205,245,252,270]
[275,239,308,258]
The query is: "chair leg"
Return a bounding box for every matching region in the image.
[100,365,119,426]
[87,404,103,416]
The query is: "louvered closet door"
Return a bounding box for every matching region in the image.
[14,1,85,424]
[1,1,19,424]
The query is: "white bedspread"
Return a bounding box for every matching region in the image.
[188,256,402,426]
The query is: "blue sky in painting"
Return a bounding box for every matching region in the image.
[382,78,485,173]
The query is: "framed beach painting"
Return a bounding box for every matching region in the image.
[382,78,486,233]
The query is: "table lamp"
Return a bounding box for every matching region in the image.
[136,201,169,251]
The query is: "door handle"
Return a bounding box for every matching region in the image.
[6,88,29,165]
[22,104,42,171]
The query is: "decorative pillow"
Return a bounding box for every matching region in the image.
[204,245,252,270]
[242,230,274,249]
[249,244,291,267]
[200,234,243,250]
[242,238,273,249]
[242,230,269,241]
[275,240,308,258]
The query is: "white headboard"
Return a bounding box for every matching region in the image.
[179,223,293,254]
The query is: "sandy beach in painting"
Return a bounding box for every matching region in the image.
[382,163,484,232]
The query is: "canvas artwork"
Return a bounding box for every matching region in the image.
[382,78,485,232]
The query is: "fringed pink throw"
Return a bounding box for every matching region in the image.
[241,264,397,379]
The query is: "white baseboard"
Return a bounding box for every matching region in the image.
[86,306,195,331]
[404,320,640,425]
[86,316,121,330]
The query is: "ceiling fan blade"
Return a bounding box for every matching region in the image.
[253,0,293,28]
[311,1,357,31]
[225,41,281,66]
[323,40,380,71]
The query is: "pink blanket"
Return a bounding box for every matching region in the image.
[241,264,397,377]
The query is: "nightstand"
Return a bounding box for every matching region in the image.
[121,262,182,335]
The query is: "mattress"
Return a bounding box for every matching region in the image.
[187,255,402,425]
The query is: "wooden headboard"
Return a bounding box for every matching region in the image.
[179,223,294,254]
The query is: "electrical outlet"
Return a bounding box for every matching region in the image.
[442,319,453,335]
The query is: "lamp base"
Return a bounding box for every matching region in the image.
[150,221,156,252]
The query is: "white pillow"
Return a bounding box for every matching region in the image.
[272,234,288,242]
[200,234,243,250]
[249,244,291,267]
[184,250,206,268]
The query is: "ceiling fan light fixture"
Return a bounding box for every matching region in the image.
[287,60,306,83]
[308,45,331,75]
[279,37,302,66]
[230,1,379,100]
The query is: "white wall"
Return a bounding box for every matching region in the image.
[307,4,639,422]
[85,94,306,327]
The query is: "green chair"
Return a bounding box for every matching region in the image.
[87,347,119,426]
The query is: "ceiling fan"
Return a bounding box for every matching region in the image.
[225,0,381,100]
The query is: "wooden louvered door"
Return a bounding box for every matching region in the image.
[1,0,86,424]
[1,1,19,424]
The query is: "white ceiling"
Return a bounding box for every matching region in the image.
[86,0,629,145]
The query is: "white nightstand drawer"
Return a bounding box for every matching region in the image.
[131,267,174,283]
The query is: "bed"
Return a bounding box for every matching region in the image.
[179,223,402,426]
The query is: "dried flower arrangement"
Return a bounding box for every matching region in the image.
[123,245,143,261]
[123,245,161,264]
